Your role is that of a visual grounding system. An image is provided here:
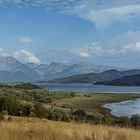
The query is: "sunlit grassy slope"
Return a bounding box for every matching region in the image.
[0,117,140,140]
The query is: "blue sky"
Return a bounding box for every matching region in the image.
[0,0,140,67]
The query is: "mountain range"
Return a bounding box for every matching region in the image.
[48,69,140,84]
[0,55,133,83]
[25,60,125,82]
[0,56,40,83]
[95,74,140,86]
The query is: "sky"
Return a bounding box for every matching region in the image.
[0,0,140,67]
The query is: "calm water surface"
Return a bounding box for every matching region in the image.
[36,83,140,117]
[104,99,140,117]
[37,83,140,93]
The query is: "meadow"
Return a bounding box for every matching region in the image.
[0,84,140,123]
[52,93,140,117]
[0,117,140,140]
[0,84,140,140]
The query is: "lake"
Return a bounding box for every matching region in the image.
[36,83,140,117]
[37,83,140,93]
[104,99,140,117]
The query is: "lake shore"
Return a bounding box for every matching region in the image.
[37,83,140,93]
[99,94,140,117]
[51,93,140,118]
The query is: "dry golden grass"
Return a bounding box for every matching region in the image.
[0,117,140,140]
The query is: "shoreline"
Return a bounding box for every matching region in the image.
[52,92,140,118]
[99,94,140,117]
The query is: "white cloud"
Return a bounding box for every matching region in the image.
[63,0,140,31]
[103,31,140,48]
[0,0,79,7]
[0,48,7,56]
[18,36,33,44]
[71,41,140,58]
[79,52,90,57]
[122,42,140,53]
[70,42,116,57]
[1,0,140,31]
[14,49,41,64]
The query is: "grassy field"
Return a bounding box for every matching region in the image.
[0,117,140,140]
[51,93,140,117]
[0,84,140,119]
[1,85,140,139]
[0,85,140,117]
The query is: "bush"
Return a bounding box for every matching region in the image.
[22,105,31,117]
[102,115,115,126]
[0,97,5,112]
[70,92,76,97]
[73,109,86,116]
[47,108,71,122]
[130,115,140,128]
[7,116,12,121]
[119,117,131,127]
[34,103,47,118]
[0,113,4,121]
[73,109,86,121]
[0,96,20,116]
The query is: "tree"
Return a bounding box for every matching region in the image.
[0,97,5,112]
[34,103,47,118]
[0,95,20,116]
[22,105,31,117]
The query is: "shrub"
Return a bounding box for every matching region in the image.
[86,114,96,120]
[7,116,12,121]
[34,103,47,118]
[73,109,86,116]
[47,108,71,122]
[22,105,31,117]
[0,97,5,112]
[130,115,140,128]
[0,113,4,121]
[70,92,76,97]
[73,109,86,121]
[0,96,20,116]
[119,117,131,127]
[102,115,115,126]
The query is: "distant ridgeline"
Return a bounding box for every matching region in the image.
[48,69,140,85]
[0,56,125,83]
[95,74,140,86]
[0,83,41,90]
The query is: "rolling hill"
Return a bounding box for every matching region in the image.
[48,69,140,83]
[95,74,140,86]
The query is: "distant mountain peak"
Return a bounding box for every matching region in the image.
[0,56,127,82]
[0,56,40,82]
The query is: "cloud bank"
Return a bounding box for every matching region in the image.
[0,0,140,30]
[71,42,140,58]
[14,49,41,64]
[64,0,140,31]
